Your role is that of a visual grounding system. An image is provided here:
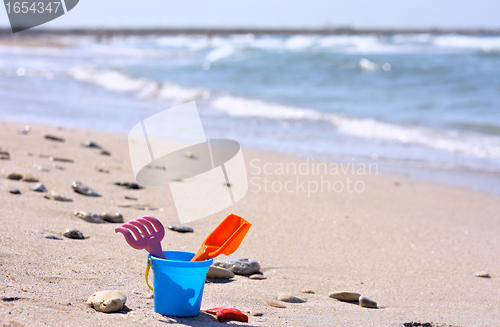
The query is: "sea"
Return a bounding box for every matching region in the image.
[1,33,500,194]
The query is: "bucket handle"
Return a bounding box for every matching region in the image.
[145,258,154,291]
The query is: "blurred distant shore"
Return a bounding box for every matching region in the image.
[1,27,500,37]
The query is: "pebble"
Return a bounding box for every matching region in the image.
[44,234,63,240]
[300,289,315,294]
[6,172,22,180]
[81,141,101,149]
[49,157,74,163]
[206,266,235,279]
[102,212,124,223]
[72,181,101,197]
[118,204,157,211]
[0,151,10,160]
[359,296,377,308]
[214,257,261,275]
[245,310,264,316]
[249,274,267,280]
[328,291,361,302]
[8,188,21,195]
[113,181,143,189]
[63,229,84,239]
[184,151,194,158]
[124,196,137,200]
[100,149,111,156]
[32,183,47,192]
[95,167,109,173]
[475,271,491,278]
[168,225,193,233]
[86,290,127,313]
[74,212,105,224]
[34,164,50,172]
[44,191,72,202]
[63,229,85,240]
[21,174,39,182]
[263,299,286,308]
[277,293,306,303]
[52,164,65,170]
[44,135,65,142]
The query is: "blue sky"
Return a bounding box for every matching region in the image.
[1,0,499,29]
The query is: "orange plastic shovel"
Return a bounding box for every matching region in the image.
[191,214,251,262]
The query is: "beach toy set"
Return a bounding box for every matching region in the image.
[115,213,251,318]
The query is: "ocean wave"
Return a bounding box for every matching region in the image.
[210,95,500,159]
[68,65,208,104]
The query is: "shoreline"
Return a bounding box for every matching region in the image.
[2,27,500,37]
[1,120,499,326]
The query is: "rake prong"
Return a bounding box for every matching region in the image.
[142,216,165,239]
[136,217,157,235]
[122,222,144,240]
[115,226,146,250]
[129,220,150,237]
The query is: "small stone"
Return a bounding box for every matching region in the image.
[95,167,109,173]
[214,257,260,275]
[21,174,39,182]
[168,225,193,233]
[113,181,143,189]
[52,164,65,170]
[124,196,137,200]
[328,291,361,302]
[63,229,84,239]
[45,135,65,142]
[0,151,10,160]
[300,289,315,294]
[86,290,127,313]
[72,181,101,197]
[8,188,21,195]
[17,129,28,135]
[206,266,235,279]
[475,271,491,278]
[34,164,50,172]
[49,157,74,163]
[32,183,47,192]
[100,149,111,156]
[102,212,124,223]
[249,274,267,280]
[44,234,63,240]
[184,151,194,158]
[245,310,264,316]
[44,191,72,202]
[263,299,286,308]
[6,172,22,180]
[359,296,377,308]
[74,211,105,224]
[277,293,306,303]
[81,141,101,149]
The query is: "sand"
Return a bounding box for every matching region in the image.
[0,120,499,327]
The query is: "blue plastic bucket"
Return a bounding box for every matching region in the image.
[145,251,212,317]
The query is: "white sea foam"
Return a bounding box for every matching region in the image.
[210,95,500,159]
[68,65,207,104]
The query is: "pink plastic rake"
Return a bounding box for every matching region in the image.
[115,215,167,259]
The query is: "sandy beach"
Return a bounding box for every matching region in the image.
[0,120,498,326]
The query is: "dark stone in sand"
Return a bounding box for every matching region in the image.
[214,258,261,275]
[6,172,22,180]
[21,174,39,182]
[63,229,84,239]
[102,212,124,223]
[125,196,137,200]
[44,234,63,240]
[45,135,64,142]
[113,181,143,189]
[100,149,111,156]
[49,157,74,163]
[32,183,47,192]
[8,188,21,194]
[168,225,193,233]
[81,141,101,149]
[0,151,10,160]
[72,181,101,197]
[44,191,72,202]
[74,212,105,224]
